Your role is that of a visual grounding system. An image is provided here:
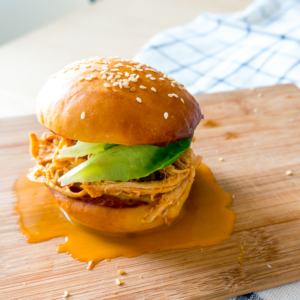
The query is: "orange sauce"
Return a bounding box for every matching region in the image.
[14,164,236,269]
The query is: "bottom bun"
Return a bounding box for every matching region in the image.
[50,188,166,234]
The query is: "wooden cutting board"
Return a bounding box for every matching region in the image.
[1,84,300,300]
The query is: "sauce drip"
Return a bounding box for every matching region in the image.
[203,120,219,127]
[14,164,236,269]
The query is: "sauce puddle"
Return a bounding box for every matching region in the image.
[14,164,236,269]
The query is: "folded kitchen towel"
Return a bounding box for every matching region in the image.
[135,0,300,299]
[134,0,300,95]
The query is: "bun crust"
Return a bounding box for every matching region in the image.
[37,57,202,145]
[50,189,166,234]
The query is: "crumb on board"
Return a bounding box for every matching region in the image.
[116,279,123,285]
[253,108,258,112]
[140,276,143,278]
[268,264,272,269]
[290,118,294,122]
[87,260,95,270]
[113,291,118,294]
[167,275,171,278]
[118,270,125,275]
[286,170,292,175]
[23,283,27,287]
[257,93,262,98]
[106,259,111,262]
[219,157,224,161]
[232,195,235,198]
[63,291,69,298]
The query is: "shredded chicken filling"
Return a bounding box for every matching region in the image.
[28,133,201,223]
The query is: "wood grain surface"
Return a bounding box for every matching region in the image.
[1,84,300,300]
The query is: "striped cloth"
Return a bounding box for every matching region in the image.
[134,0,300,95]
[134,0,300,299]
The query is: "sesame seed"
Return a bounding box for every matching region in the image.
[104,83,111,87]
[164,112,168,119]
[90,68,95,72]
[85,65,91,68]
[81,112,85,119]
[130,87,136,92]
[130,78,137,82]
[151,87,156,92]
[85,77,92,80]
[286,170,292,175]
[116,279,123,285]
[74,67,79,70]
[146,74,152,77]
[102,74,107,79]
[100,70,106,74]
[125,72,130,77]
[168,94,173,97]
[111,69,119,71]
[167,76,174,80]
[140,85,146,89]
[78,76,85,81]
[137,68,143,71]
[119,82,122,88]
[111,79,116,83]
[150,77,156,80]
[159,78,165,80]
[136,75,140,79]
[164,74,167,78]
[173,93,178,98]
[117,72,123,75]
[90,74,97,79]
[115,75,121,79]
[171,83,175,87]
[131,68,136,71]
[136,97,142,103]
[107,75,113,80]
[113,82,119,86]
[181,98,184,103]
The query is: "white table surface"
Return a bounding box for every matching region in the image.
[0,0,252,119]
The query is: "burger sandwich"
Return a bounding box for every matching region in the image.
[28,56,203,234]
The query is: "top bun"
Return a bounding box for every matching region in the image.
[37,57,202,145]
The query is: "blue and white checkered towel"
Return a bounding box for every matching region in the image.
[134,0,300,95]
[135,0,300,299]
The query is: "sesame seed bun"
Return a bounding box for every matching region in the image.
[37,57,202,145]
